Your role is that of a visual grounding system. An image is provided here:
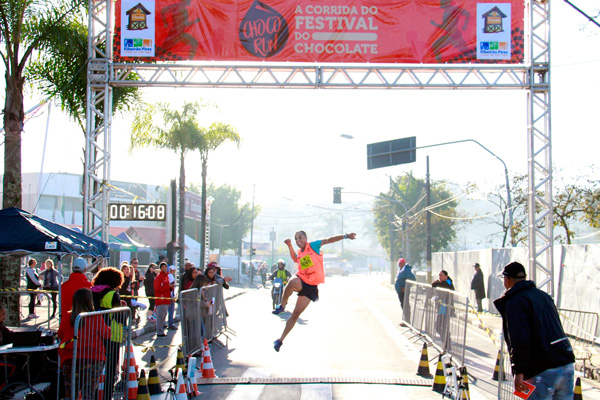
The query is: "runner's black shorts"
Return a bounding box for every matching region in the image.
[298,278,319,302]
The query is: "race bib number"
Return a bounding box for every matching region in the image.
[299,255,314,270]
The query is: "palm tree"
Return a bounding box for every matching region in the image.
[131,102,239,269]
[0,0,86,325]
[198,122,240,267]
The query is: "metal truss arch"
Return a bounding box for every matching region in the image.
[86,1,553,291]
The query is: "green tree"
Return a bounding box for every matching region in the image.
[372,173,460,267]
[131,102,205,268]
[185,183,255,252]
[197,122,240,267]
[26,17,140,132]
[131,102,239,268]
[1,0,86,326]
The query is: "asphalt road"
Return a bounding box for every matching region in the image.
[138,274,503,399]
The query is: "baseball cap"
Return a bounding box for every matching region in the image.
[474,263,480,268]
[502,262,527,279]
[72,258,87,273]
[206,261,218,269]
[169,265,177,271]
[398,258,406,265]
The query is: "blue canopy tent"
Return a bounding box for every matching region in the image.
[0,207,109,258]
[0,207,109,326]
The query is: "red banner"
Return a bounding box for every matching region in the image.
[115,0,524,64]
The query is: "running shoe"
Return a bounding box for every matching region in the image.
[274,339,283,352]
[272,305,285,315]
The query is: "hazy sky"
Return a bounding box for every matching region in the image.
[6,0,600,213]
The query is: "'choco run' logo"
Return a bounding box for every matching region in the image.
[239,0,289,58]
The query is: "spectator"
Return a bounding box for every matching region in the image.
[144,263,157,321]
[205,262,232,289]
[154,262,174,337]
[60,258,92,323]
[43,259,60,319]
[130,258,144,299]
[25,259,41,318]
[119,264,133,309]
[432,270,455,350]
[394,258,416,322]
[470,263,486,313]
[90,267,125,400]
[182,267,198,291]
[168,265,177,330]
[259,262,268,287]
[58,288,110,400]
[494,262,575,399]
[249,262,256,285]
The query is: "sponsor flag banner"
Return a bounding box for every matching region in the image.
[115,0,524,64]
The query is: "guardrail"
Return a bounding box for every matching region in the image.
[403,280,469,366]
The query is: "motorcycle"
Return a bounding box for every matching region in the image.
[272,278,283,310]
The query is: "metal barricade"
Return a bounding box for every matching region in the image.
[180,284,229,358]
[557,308,599,376]
[180,288,203,358]
[69,307,132,400]
[200,284,228,342]
[497,332,520,400]
[403,280,469,366]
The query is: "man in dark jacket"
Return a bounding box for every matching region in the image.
[470,263,486,312]
[494,262,575,399]
[394,258,416,322]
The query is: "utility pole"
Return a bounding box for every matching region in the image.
[426,156,432,283]
[249,185,255,262]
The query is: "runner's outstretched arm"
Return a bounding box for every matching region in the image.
[321,233,357,245]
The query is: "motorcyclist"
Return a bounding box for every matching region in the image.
[269,259,292,301]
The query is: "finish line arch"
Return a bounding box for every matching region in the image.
[85,0,553,294]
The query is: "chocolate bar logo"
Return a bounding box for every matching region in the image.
[239,0,289,58]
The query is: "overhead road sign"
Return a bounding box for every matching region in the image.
[367,137,416,170]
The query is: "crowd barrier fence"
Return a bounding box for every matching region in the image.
[180,284,228,358]
[403,280,469,366]
[70,307,132,400]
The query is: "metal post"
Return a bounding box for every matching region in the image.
[426,156,432,283]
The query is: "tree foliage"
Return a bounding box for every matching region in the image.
[1,0,87,326]
[130,102,240,267]
[186,183,255,251]
[25,16,140,132]
[372,173,460,266]
[486,169,600,245]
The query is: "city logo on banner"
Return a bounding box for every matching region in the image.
[121,0,156,57]
[477,3,510,60]
[239,0,290,58]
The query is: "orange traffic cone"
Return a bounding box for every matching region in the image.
[432,354,446,393]
[175,368,189,400]
[200,339,217,378]
[187,356,200,396]
[136,369,151,400]
[176,345,186,373]
[147,354,163,394]
[574,377,583,400]
[98,367,106,400]
[416,342,433,378]
[492,350,504,381]
[125,344,139,399]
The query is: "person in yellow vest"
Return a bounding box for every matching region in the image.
[272,230,357,352]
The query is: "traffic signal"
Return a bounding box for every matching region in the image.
[333,187,342,204]
[250,247,256,256]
